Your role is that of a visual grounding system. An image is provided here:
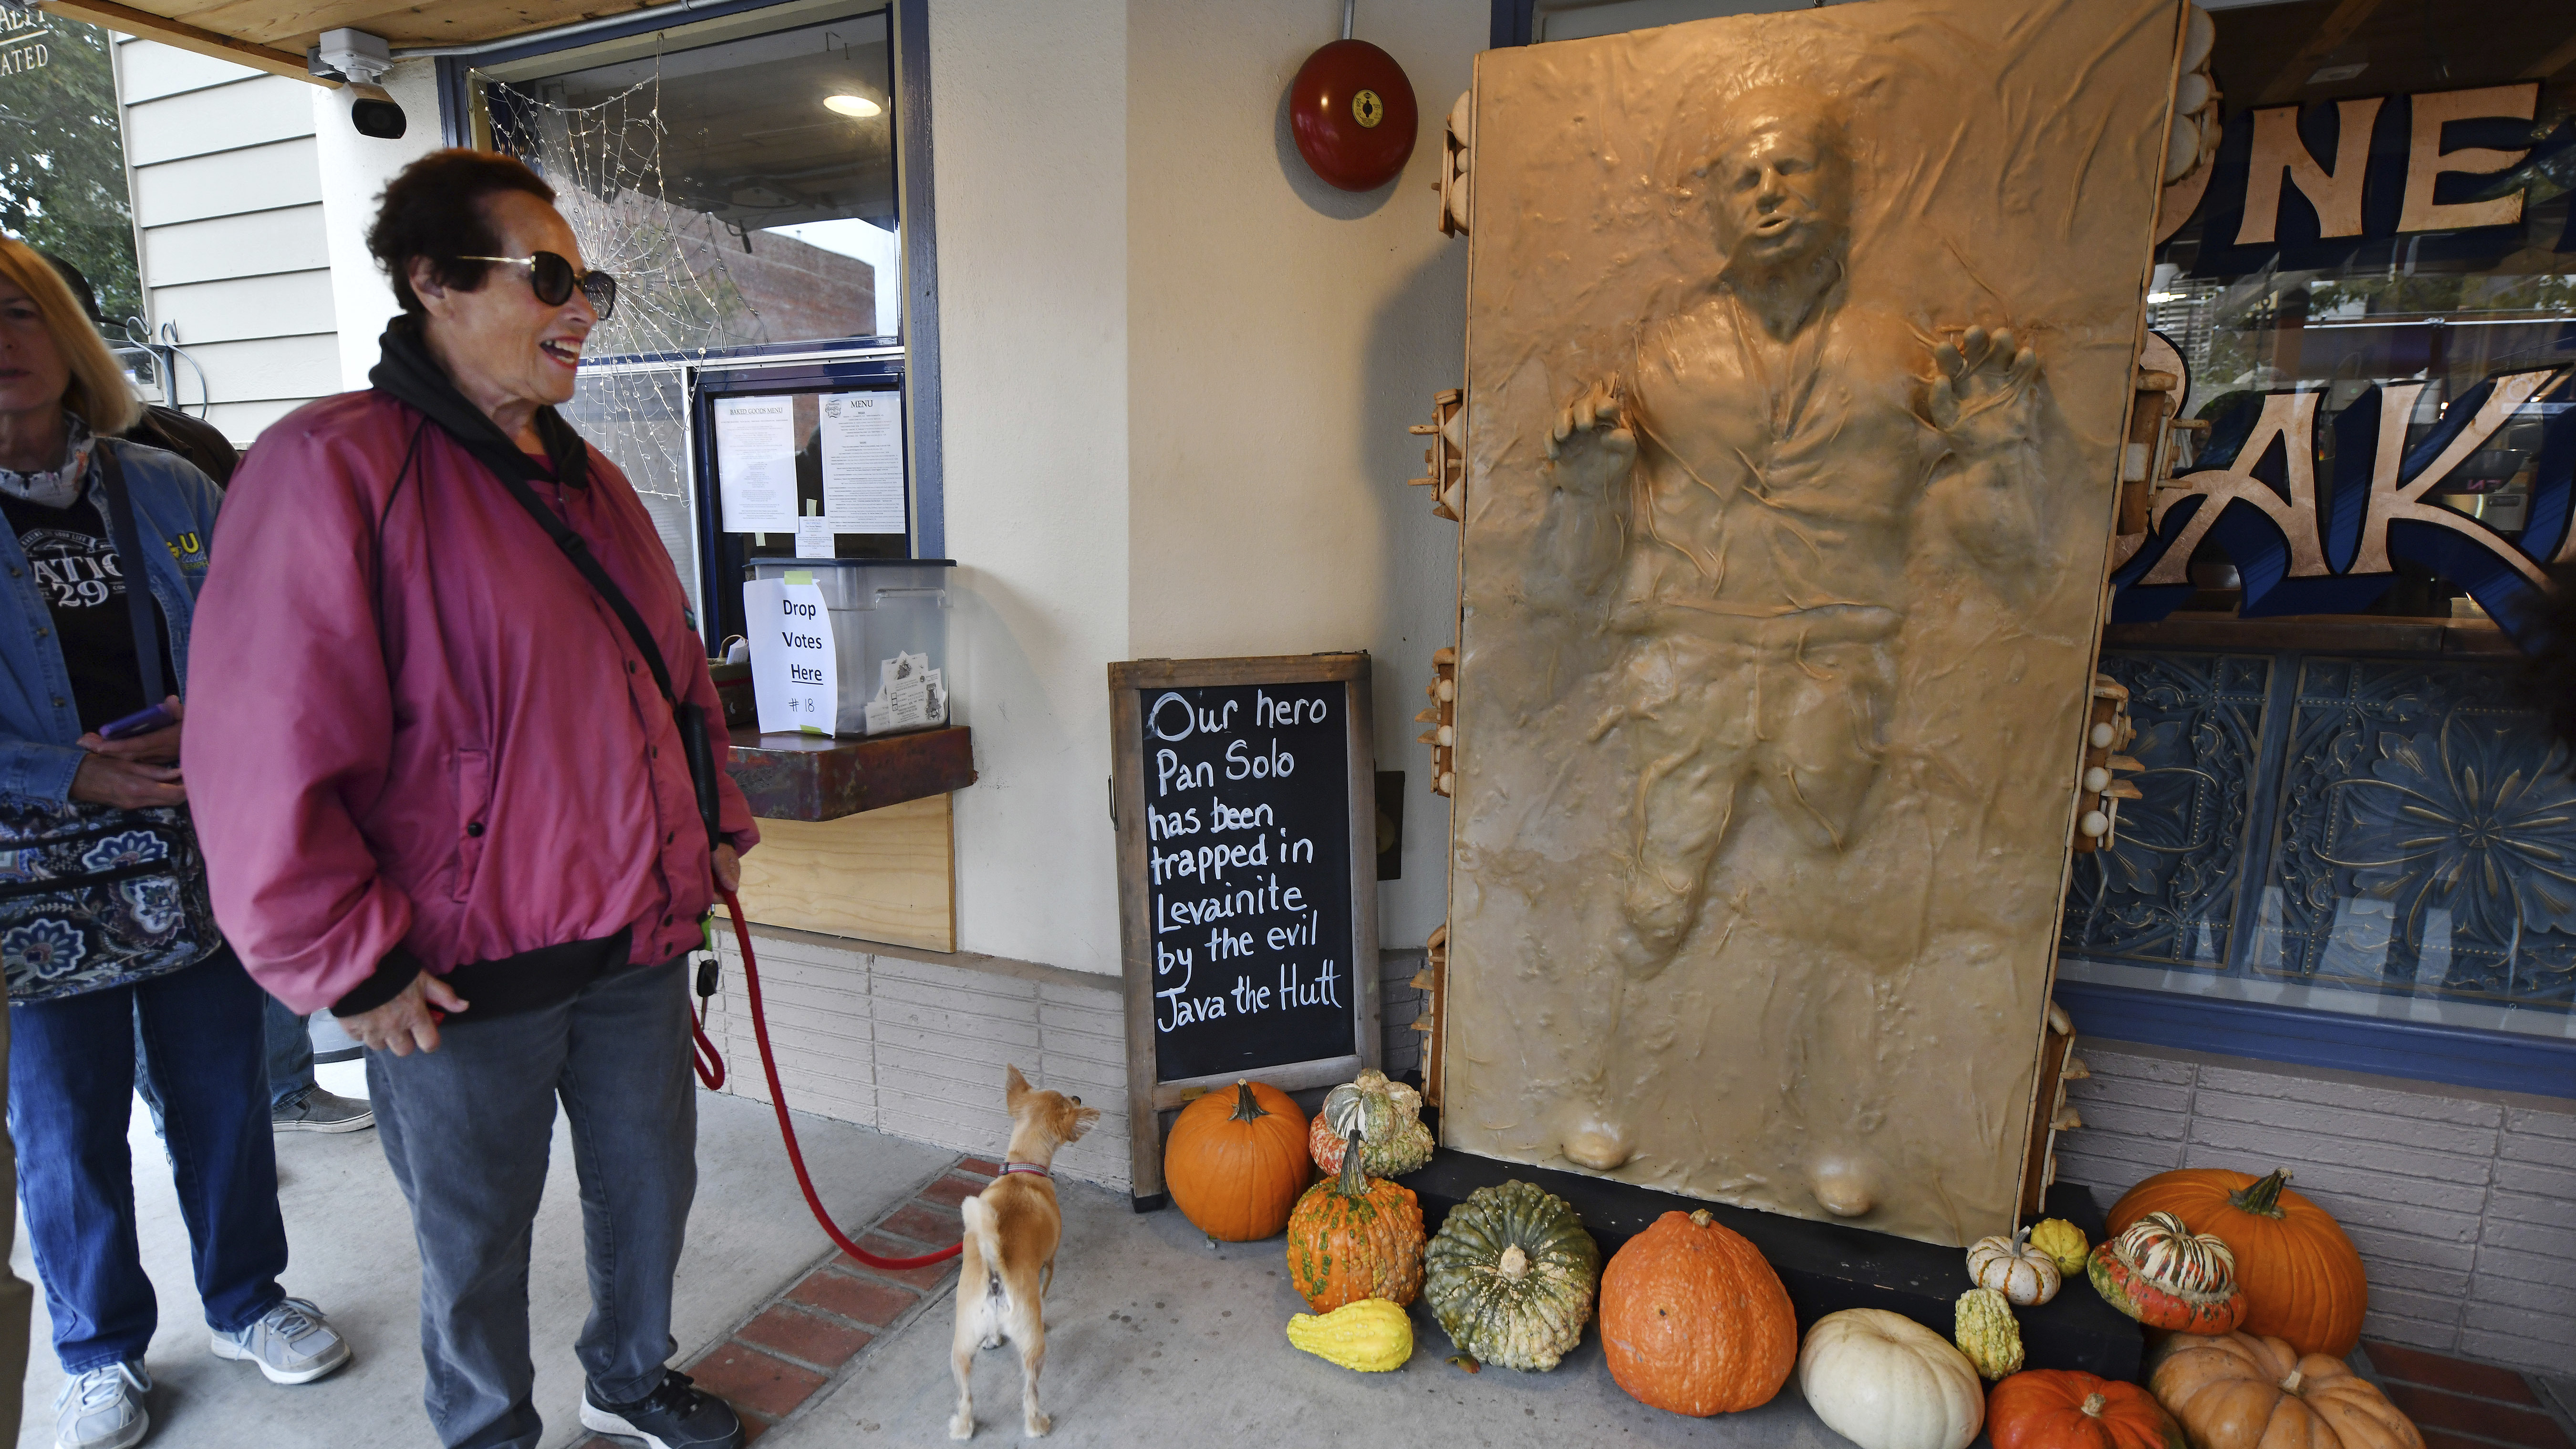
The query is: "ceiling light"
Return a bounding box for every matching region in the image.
[824,94,882,118]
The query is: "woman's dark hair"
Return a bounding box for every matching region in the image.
[365,148,558,317]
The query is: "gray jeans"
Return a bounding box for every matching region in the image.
[368,957,698,1449]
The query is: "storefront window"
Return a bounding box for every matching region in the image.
[2062,0,2576,1057]
[473,0,897,354]
[457,0,910,628]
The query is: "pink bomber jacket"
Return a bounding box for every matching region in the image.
[185,390,757,1016]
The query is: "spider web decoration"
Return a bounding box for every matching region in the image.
[479,64,776,623]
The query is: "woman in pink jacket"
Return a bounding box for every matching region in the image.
[185,150,758,1449]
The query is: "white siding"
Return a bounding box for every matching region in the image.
[114,37,339,449]
[129,138,324,225]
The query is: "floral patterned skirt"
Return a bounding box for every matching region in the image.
[0,799,218,1002]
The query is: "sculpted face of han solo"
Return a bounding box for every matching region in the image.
[1541,85,2048,1172]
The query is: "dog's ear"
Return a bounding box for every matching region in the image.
[1064,1104,1103,1143]
[1005,1063,1032,1107]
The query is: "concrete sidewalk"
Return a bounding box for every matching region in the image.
[11,1070,954,1449]
[759,1178,1845,1449]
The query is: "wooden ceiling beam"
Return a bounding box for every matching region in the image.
[38,0,330,82]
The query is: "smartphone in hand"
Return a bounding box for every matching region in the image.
[99,701,177,741]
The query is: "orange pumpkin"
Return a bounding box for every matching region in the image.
[1163,1079,1309,1241]
[2150,1332,2423,1449]
[1600,1209,1797,1416]
[1989,1370,2186,1449]
[2109,1168,2368,1358]
[1285,1130,1426,1311]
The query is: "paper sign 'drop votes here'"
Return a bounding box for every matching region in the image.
[1141,682,1353,1082]
[745,577,838,733]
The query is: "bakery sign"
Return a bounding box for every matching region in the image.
[2110,366,2575,643]
[2160,82,2566,269]
[2112,79,2576,645]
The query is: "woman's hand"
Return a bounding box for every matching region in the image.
[713,842,740,896]
[342,970,471,1056]
[77,695,185,765]
[70,754,185,808]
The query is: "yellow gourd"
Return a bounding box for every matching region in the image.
[1955,1288,2025,1381]
[1286,1297,1413,1372]
[2029,1218,2090,1276]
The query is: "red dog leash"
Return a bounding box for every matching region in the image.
[714,892,964,1270]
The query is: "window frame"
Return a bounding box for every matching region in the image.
[432,0,944,559]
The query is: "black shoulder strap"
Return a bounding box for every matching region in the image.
[94,442,169,707]
[465,440,680,707]
[467,438,726,849]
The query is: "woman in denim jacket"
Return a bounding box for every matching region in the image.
[0,237,350,1449]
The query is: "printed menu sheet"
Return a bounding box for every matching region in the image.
[818,390,905,533]
[714,395,798,533]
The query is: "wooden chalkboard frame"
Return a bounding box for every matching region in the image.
[1109,652,1381,1207]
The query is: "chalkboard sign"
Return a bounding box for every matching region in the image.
[1110,653,1380,1205]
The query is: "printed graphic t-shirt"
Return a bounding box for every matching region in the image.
[1,486,177,735]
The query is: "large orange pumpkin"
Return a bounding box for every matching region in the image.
[1163,1079,1309,1241]
[1989,1370,2186,1449]
[2109,1168,2368,1357]
[1285,1129,1426,1311]
[2149,1332,2422,1449]
[1600,1208,1797,1416]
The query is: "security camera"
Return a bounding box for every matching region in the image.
[307,28,405,137]
[350,83,407,139]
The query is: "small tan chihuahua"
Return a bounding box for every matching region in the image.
[949,1064,1098,1439]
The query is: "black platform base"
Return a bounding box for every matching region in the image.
[1394,1149,2142,1380]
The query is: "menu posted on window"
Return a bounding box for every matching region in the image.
[1109,653,1380,1207]
[817,389,905,534]
[713,395,798,533]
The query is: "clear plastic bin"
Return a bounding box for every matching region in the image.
[747,559,954,737]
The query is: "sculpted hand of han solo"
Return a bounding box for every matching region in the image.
[1544,86,2048,997]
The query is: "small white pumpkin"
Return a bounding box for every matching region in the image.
[1797,1308,1984,1449]
[1965,1228,2062,1306]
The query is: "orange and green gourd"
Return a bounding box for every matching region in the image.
[2108,1168,2368,1358]
[2088,1210,2247,1335]
[1286,1128,1427,1313]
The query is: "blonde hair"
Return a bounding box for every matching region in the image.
[0,236,143,437]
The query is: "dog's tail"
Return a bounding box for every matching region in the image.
[960,1193,1004,1285]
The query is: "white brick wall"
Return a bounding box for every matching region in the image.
[702,929,1439,1196]
[703,926,1137,1190]
[2057,1038,2576,1375]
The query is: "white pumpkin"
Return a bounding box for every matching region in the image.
[1797,1309,1984,1449]
[1965,1229,2062,1306]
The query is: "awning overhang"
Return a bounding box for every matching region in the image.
[36,0,678,84]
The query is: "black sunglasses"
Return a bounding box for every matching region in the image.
[456,250,618,319]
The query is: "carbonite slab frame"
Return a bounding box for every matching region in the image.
[1443,0,2182,1246]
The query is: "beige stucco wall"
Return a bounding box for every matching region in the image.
[930,0,1135,973]
[1121,0,1478,953]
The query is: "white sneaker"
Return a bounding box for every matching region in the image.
[54,1361,149,1449]
[209,1297,352,1385]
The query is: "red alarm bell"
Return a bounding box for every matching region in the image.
[1289,33,1416,192]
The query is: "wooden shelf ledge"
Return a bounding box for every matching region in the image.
[724,725,976,823]
[2102,613,2514,657]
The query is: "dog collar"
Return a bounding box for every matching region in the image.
[999,1161,1051,1178]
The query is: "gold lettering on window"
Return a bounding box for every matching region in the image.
[2397,83,2538,234]
[2234,98,2382,246]
[2143,392,2330,585]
